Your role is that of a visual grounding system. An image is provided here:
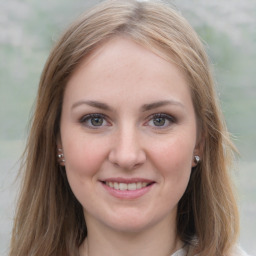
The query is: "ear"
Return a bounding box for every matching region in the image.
[56,136,65,166]
[56,134,63,151]
[191,134,205,167]
[56,138,62,150]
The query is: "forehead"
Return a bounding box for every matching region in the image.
[64,37,193,109]
[72,37,180,78]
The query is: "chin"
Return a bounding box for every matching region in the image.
[108,221,152,234]
[102,211,169,234]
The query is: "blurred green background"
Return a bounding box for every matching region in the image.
[0,0,255,255]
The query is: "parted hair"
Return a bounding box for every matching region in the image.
[9,1,239,256]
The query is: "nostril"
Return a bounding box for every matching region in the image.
[108,146,147,170]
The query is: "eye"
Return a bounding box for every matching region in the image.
[79,114,110,128]
[146,113,175,128]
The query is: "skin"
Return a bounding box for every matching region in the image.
[58,37,201,256]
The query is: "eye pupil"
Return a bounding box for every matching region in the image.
[153,117,165,126]
[91,117,103,126]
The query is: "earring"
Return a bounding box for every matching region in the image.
[194,155,200,165]
[57,148,65,163]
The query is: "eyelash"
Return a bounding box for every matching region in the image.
[79,113,110,128]
[146,113,176,129]
[79,113,176,129]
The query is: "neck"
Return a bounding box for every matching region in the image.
[79,215,182,256]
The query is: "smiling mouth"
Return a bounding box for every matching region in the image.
[101,181,154,191]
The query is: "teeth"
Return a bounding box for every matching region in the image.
[105,181,150,190]
[119,183,127,190]
[114,182,119,189]
[127,183,136,190]
[136,182,142,189]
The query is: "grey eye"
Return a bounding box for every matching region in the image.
[147,113,175,129]
[90,117,104,126]
[80,114,109,128]
[153,117,166,126]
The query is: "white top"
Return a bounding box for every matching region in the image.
[171,247,187,256]
[229,245,252,256]
[170,245,251,256]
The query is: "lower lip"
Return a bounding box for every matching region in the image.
[101,182,154,199]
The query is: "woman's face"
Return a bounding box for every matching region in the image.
[59,37,200,233]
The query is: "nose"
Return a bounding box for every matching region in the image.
[108,127,146,170]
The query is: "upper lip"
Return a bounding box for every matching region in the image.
[100,177,155,184]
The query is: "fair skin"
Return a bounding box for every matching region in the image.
[58,37,201,256]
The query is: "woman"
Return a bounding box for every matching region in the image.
[9,1,246,255]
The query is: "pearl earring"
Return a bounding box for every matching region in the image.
[57,148,65,163]
[194,155,200,165]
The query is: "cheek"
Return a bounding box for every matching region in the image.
[62,136,110,208]
[150,135,194,182]
[63,135,109,178]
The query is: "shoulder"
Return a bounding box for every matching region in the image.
[187,244,252,256]
[228,245,252,256]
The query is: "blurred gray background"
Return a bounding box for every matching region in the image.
[0,0,255,255]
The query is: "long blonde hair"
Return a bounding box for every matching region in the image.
[10,1,239,255]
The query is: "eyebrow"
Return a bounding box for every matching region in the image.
[72,100,113,111]
[71,99,184,112]
[141,100,185,112]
